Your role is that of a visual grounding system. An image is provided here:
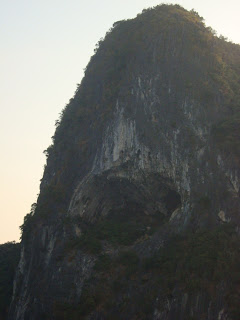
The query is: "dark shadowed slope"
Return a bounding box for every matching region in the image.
[0,242,20,320]
[9,5,240,320]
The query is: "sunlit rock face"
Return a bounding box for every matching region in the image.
[9,5,240,320]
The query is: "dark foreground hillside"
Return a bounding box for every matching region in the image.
[0,242,20,320]
[8,4,240,320]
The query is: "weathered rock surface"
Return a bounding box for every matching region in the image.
[9,5,240,320]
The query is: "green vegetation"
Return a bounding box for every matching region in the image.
[53,293,97,320]
[15,4,240,318]
[60,250,140,319]
[93,216,145,246]
[67,216,145,254]
[69,209,165,255]
[21,4,240,235]
[0,242,20,319]
[144,224,240,289]
[142,224,240,318]
[19,203,36,241]
[117,250,140,278]
[94,254,112,271]
[70,224,240,319]
[212,113,240,158]
[20,182,68,241]
[197,195,211,210]
[34,3,240,224]
[36,182,67,217]
[76,232,102,254]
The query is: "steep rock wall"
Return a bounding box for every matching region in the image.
[9,5,240,320]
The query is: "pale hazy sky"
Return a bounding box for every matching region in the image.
[1,0,240,244]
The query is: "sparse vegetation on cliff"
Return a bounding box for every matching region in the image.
[10,4,240,320]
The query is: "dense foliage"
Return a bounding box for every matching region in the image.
[66,209,166,254]
[0,242,20,319]
[212,113,240,158]
[55,224,240,319]
[23,4,240,224]
[15,4,240,319]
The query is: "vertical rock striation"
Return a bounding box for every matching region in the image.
[9,5,240,320]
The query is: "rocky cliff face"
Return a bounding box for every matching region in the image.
[9,5,240,320]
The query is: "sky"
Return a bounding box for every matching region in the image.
[1,0,240,244]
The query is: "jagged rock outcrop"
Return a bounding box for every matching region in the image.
[9,5,240,320]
